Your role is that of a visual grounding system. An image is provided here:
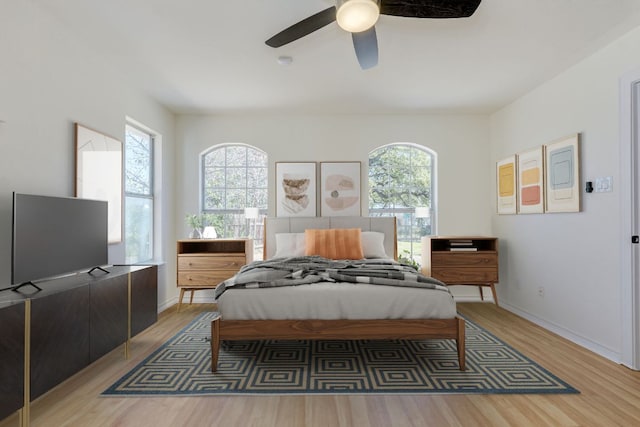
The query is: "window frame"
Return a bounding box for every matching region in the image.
[368,142,437,264]
[124,123,155,264]
[200,143,268,257]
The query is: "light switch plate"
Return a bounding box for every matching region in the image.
[595,176,613,192]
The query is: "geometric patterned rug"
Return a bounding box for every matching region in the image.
[103,312,579,396]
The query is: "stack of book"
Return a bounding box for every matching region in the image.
[449,239,478,251]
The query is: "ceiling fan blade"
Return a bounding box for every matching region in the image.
[380,0,482,18]
[265,7,337,48]
[352,27,378,70]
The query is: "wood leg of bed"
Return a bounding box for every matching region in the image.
[457,317,466,371]
[211,316,220,372]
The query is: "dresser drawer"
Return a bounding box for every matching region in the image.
[432,252,497,267]
[178,255,245,271]
[177,270,237,287]
[431,267,498,284]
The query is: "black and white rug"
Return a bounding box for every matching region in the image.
[103,312,578,396]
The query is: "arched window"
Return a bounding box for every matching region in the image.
[368,143,436,266]
[201,144,268,258]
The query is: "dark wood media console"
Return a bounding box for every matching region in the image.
[0,301,24,422]
[0,264,157,424]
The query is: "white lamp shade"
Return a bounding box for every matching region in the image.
[244,207,260,219]
[202,226,217,239]
[336,0,380,33]
[415,207,430,218]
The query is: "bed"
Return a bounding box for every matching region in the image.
[210,216,465,371]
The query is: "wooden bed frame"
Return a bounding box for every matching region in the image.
[210,216,466,371]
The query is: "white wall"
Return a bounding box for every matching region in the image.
[14,0,638,338]
[0,1,177,307]
[490,25,640,361]
[176,113,493,300]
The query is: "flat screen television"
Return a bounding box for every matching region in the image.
[11,192,109,285]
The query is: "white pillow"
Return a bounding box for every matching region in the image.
[361,231,389,259]
[273,233,306,258]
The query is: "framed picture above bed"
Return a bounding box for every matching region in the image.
[320,161,361,216]
[275,162,317,217]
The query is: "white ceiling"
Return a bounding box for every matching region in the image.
[34,0,640,114]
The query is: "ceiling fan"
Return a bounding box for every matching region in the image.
[265,0,482,70]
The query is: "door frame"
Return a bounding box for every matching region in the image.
[620,69,640,370]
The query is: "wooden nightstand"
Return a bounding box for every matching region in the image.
[176,239,253,311]
[421,236,499,306]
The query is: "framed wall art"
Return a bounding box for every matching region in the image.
[275,162,317,217]
[517,146,544,214]
[75,123,123,243]
[496,155,517,215]
[320,161,361,216]
[544,133,581,213]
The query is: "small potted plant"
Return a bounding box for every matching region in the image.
[398,249,421,271]
[185,213,203,239]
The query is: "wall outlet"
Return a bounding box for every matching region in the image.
[537,286,545,298]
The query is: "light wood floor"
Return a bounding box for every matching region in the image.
[2,302,640,427]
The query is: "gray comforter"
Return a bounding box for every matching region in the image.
[214,256,450,299]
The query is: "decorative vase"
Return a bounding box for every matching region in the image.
[189,228,203,239]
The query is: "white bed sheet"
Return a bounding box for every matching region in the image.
[217,282,457,320]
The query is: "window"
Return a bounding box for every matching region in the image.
[368,143,435,265]
[124,124,154,264]
[201,144,268,258]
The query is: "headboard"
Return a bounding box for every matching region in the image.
[263,216,397,260]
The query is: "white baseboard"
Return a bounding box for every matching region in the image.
[159,292,217,313]
[500,302,622,364]
[158,299,175,313]
[454,295,495,304]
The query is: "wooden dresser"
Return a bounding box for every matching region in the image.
[421,236,499,306]
[176,239,253,310]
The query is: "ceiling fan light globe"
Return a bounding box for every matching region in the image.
[336,0,380,33]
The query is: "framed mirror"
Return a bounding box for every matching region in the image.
[75,122,122,243]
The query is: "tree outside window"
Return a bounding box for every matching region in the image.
[368,143,435,266]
